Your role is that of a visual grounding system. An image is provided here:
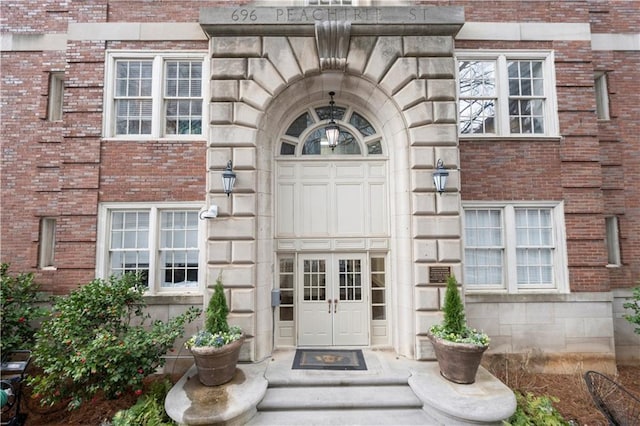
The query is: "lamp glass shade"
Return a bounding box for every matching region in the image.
[432,168,449,193]
[222,162,236,196]
[325,124,340,149]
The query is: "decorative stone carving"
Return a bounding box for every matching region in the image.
[315,20,351,71]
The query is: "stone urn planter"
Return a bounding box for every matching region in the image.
[427,331,488,384]
[185,274,244,387]
[189,334,245,386]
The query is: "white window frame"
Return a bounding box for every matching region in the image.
[96,202,206,295]
[103,51,208,140]
[462,201,569,294]
[594,72,610,121]
[456,50,559,138]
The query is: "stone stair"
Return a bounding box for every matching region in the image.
[248,377,437,425]
[165,349,517,425]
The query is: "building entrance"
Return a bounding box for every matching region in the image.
[298,253,368,346]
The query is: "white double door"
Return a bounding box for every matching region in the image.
[298,253,369,346]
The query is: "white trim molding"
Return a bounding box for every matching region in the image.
[457,22,591,41]
[592,33,640,51]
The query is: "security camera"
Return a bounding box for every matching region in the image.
[199,205,218,219]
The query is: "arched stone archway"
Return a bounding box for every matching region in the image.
[201,5,464,362]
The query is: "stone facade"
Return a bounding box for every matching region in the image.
[1,1,639,373]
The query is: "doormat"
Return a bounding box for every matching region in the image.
[292,349,367,371]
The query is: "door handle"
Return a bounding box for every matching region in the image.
[334,298,338,313]
[328,299,332,313]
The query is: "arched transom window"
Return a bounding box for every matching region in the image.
[279,104,383,157]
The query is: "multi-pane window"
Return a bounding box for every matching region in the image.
[100,205,201,293]
[279,105,383,156]
[164,61,203,135]
[159,211,199,288]
[508,61,545,134]
[339,259,362,301]
[370,257,386,320]
[457,52,557,137]
[107,53,205,138]
[464,203,567,293]
[464,209,503,286]
[303,259,326,301]
[515,209,554,285]
[115,61,153,135]
[278,258,295,321]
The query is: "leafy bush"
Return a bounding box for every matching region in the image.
[506,391,570,426]
[0,263,48,353]
[29,273,200,410]
[429,275,490,346]
[623,285,640,334]
[111,376,176,426]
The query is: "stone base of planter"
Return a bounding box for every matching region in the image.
[427,332,488,384]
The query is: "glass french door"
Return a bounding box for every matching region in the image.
[298,253,369,346]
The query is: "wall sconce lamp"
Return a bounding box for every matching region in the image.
[222,160,236,197]
[325,91,340,151]
[432,159,449,194]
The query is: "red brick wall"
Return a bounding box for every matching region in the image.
[1,0,638,295]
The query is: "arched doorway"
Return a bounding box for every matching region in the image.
[273,99,390,347]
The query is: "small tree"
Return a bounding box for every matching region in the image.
[0,263,48,353]
[29,273,200,410]
[429,275,489,346]
[442,275,466,336]
[185,275,242,349]
[205,276,229,334]
[623,285,640,334]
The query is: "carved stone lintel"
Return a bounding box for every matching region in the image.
[315,20,351,71]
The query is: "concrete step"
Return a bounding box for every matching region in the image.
[257,385,422,411]
[247,408,438,425]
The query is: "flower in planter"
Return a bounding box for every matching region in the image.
[185,327,242,349]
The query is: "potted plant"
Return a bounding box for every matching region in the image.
[427,275,489,384]
[185,275,244,386]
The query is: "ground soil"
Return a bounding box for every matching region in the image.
[13,365,640,425]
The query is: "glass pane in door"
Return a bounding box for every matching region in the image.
[303,259,326,301]
[338,259,362,301]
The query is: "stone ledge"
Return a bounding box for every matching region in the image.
[165,362,268,426]
[409,364,516,425]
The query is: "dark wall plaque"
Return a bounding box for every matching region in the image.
[429,266,451,283]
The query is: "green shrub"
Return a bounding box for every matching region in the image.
[623,286,640,334]
[205,276,230,335]
[506,391,570,426]
[185,275,242,349]
[29,273,200,410]
[0,263,48,353]
[429,275,490,346]
[112,377,176,426]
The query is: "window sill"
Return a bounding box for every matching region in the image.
[465,292,612,304]
[102,137,206,143]
[143,294,203,305]
[459,135,562,143]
